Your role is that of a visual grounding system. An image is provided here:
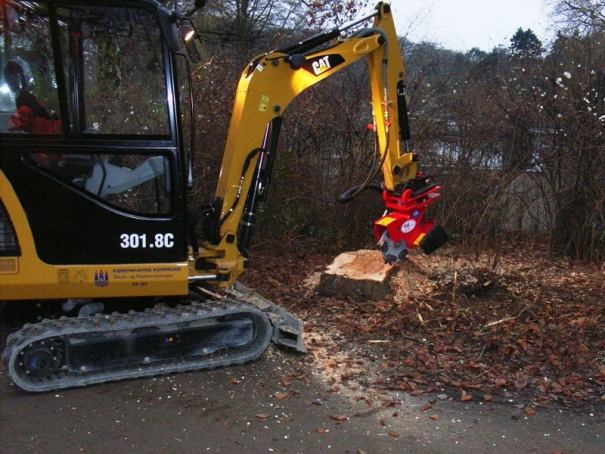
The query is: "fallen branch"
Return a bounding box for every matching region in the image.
[399,334,428,345]
[477,307,528,334]
[484,316,517,328]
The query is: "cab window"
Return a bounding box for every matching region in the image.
[26,151,172,215]
[1,1,170,136]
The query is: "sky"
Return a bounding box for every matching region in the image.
[386,0,553,52]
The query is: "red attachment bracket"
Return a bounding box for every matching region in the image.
[373,181,445,256]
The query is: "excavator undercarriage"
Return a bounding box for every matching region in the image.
[2,284,304,392]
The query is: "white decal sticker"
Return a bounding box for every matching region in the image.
[400,220,417,234]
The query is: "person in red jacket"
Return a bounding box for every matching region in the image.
[4,58,62,134]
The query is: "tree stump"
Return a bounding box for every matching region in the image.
[315,250,394,301]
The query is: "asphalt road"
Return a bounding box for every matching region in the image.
[1,343,604,454]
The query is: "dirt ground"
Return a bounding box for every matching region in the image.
[241,243,605,414]
[1,243,604,453]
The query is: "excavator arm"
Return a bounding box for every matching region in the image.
[193,2,447,285]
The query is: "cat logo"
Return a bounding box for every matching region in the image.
[312,56,331,75]
[302,54,345,77]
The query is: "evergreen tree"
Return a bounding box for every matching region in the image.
[510,28,544,58]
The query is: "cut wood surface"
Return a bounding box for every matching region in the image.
[315,250,394,301]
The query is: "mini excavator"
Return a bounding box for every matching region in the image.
[0,0,447,392]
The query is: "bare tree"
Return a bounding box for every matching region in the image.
[197,0,321,48]
[549,0,605,34]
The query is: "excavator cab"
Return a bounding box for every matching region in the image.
[1,0,189,270]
